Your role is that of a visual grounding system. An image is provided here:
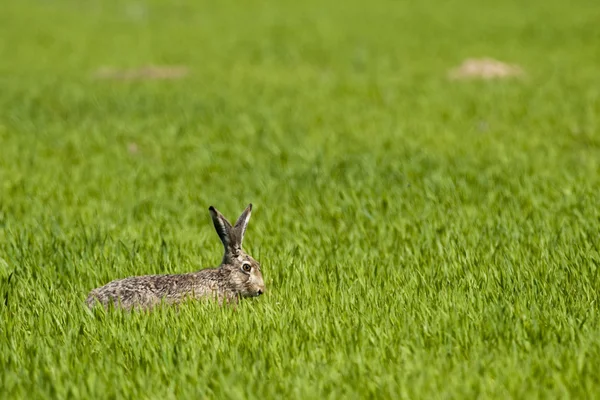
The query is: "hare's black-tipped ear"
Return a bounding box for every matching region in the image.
[233,203,252,247]
[209,206,233,250]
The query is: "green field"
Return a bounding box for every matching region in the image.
[1,0,600,398]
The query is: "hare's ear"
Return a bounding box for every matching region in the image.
[209,206,233,250]
[233,203,252,247]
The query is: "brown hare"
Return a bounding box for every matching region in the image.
[86,204,265,310]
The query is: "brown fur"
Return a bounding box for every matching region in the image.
[86,204,265,310]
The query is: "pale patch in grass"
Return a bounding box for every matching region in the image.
[448,58,525,80]
[127,142,139,154]
[92,65,189,81]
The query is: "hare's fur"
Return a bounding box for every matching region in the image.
[86,204,265,310]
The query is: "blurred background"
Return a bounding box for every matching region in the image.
[1,0,597,230]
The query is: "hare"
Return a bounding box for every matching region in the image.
[86,204,265,310]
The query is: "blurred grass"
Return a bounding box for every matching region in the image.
[1,0,600,398]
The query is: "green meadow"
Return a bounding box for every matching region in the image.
[1,0,599,398]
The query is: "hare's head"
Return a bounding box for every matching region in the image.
[209,204,265,298]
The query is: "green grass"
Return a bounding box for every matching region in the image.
[1,0,600,398]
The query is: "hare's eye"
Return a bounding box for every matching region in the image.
[242,263,252,272]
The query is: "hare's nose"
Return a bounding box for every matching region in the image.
[257,290,264,296]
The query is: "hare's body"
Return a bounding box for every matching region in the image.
[86,204,264,310]
[86,269,222,309]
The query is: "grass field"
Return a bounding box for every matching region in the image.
[1,0,600,398]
